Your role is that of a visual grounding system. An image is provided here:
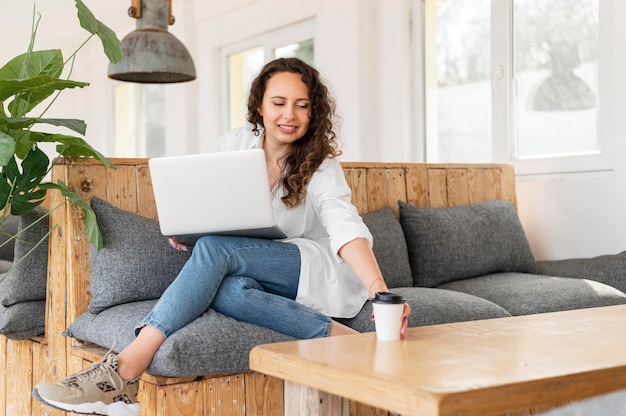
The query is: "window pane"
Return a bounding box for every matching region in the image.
[144,85,165,157]
[228,47,264,129]
[114,83,137,157]
[429,0,491,162]
[513,0,599,159]
[113,84,164,157]
[274,38,315,65]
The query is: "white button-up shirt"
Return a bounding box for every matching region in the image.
[218,126,371,318]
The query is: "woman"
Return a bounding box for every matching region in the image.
[33,57,411,416]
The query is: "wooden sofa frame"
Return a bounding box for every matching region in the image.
[0,158,516,416]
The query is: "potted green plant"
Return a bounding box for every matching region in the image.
[0,0,122,261]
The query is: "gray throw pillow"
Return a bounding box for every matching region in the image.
[0,300,46,340]
[88,197,192,314]
[0,215,19,262]
[0,207,49,307]
[361,208,413,288]
[399,200,538,287]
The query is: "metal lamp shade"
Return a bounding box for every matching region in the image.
[108,0,196,83]
[109,29,196,83]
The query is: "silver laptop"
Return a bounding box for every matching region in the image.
[148,149,287,245]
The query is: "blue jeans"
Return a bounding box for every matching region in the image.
[136,235,332,339]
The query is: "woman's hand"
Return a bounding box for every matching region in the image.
[400,302,411,339]
[371,301,411,339]
[168,238,188,252]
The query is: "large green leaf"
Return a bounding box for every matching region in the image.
[75,0,123,64]
[1,117,86,136]
[10,129,35,160]
[39,180,103,250]
[0,50,67,117]
[0,148,48,215]
[0,77,89,117]
[27,132,114,169]
[0,50,63,82]
[0,131,15,166]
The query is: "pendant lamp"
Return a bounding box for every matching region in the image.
[108,0,196,83]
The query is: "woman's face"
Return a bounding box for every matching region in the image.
[258,71,311,149]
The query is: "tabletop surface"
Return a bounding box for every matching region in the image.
[249,305,626,415]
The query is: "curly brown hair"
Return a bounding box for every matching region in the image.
[247,57,341,208]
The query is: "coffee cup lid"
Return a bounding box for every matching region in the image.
[372,291,405,304]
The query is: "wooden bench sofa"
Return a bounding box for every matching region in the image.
[0,158,518,416]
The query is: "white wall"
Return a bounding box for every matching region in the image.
[4,0,626,261]
[515,0,626,261]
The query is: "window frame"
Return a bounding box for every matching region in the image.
[219,19,315,133]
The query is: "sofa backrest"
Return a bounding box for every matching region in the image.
[46,158,516,344]
[341,162,516,216]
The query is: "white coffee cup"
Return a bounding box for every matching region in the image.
[371,292,406,341]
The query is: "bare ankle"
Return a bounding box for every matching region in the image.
[116,355,142,381]
[329,320,358,336]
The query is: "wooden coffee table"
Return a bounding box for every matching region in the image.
[249,305,626,416]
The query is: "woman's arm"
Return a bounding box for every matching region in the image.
[338,238,411,338]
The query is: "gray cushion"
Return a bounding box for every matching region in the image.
[338,286,511,332]
[0,300,45,340]
[88,197,192,314]
[64,300,294,377]
[0,260,11,274]
[538,388,626,416]
[0,207,49,306]
[361,208,413,288]
[537,251,626,294]
[0,215,19,262]
[399,200,538,287]
[439,272,626,316]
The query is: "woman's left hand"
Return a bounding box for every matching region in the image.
[168,238,189,252]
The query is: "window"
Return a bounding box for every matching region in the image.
[222,20,315,131]
[114,84,165,157]
[423,0,607,175]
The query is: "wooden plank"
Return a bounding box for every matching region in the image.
[244,372,284,416]
[6,340,32,416]
[366,169,389,212]
[500,164,518,208]
[138,380,158,416]
[66,353,85,377]
[467,168,487,205]
[427,168,447,207]
[33,342,64,416]
[31,341,45,416]
[350,400,392,415]
[5,340,18,416]
[384,169,407,218]
[446,168,469,207]
[17,340,34,416]
[137,164,158,220]
[159,380,204,416]
[344,168,368,214]
[284,381,349,416]
[204,374,245,415]
[0,336,5,416]
[106,166,138,212]
[65,164,108,329]
[43,170,69,394]
[405,166,428,208]
[482,168,503,202]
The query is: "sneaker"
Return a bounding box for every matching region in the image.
[32,352,141,416]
